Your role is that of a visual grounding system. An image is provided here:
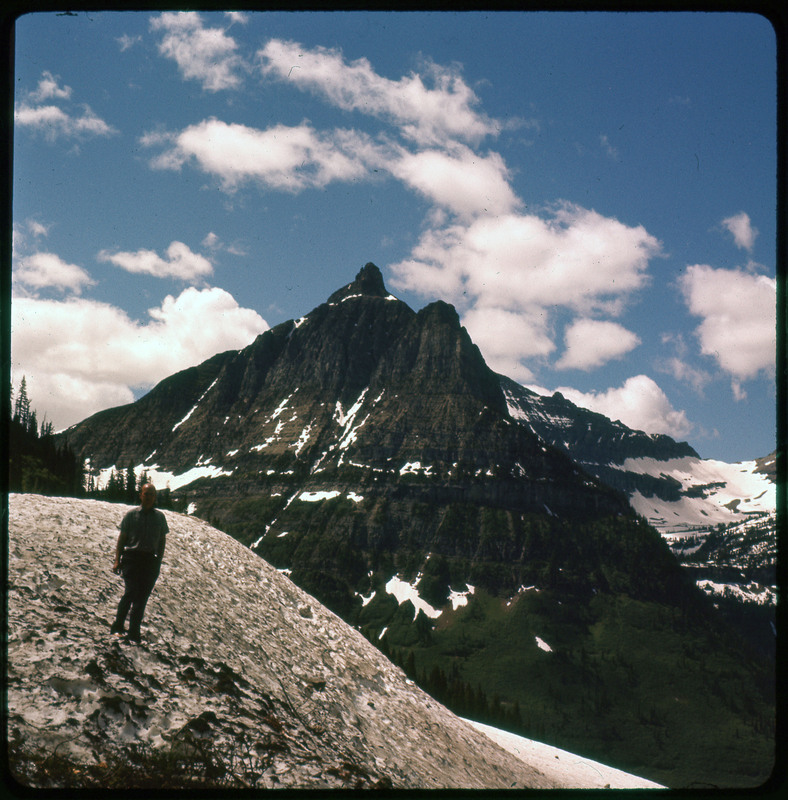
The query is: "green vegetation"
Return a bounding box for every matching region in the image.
[8,377,84,496]
[365,586,774,789]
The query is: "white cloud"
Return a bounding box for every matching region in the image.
[390,203,660,378]
[462,306,554,382]
[392,204,659,314]
[543,375,694,439]
[678,264,776,385]
[257,39,499,147]
[15,71,116,141]
[721,212,757,251]
[144,119,371,192]
[98,240,213,282]
[202,232,221,250]
[389,146,519,220]
[150,11,246,92]
[11,287,268,431]
[117,34,142,52]
[15,102,116,140]
[556,319,640,371]
[14,252,95,295]
[28,71,72,103]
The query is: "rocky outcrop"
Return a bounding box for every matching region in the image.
[7,493,559,790]
[50,265,776,788]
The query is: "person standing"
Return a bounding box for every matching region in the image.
[110,483,168,643]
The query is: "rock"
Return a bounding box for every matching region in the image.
[7,493,557,790]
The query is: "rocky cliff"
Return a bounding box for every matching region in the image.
[54,264,776,788]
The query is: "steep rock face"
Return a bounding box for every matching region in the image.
[7,494,559,790]
[54,265,776,787]
[500,376,775,532]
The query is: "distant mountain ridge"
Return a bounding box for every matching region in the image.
[500,377,775,533]
[57,263,776,787]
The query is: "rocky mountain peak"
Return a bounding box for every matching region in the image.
[327,262,389,303]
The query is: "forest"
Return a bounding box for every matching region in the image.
[7,377,178,508]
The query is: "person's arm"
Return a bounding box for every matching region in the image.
[113,518,128,572]
[157,516,168,561]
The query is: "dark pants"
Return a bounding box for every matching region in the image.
[114,552,160,638]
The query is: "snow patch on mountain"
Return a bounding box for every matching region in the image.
[385,576,442,621]
[466,720,664,790]
[448,584,475,610]
[695,580,776,606]
[619,456,775,534]
[98,458,233,493]
[172,377,219,432]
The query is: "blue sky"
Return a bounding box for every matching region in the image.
[11,10,777,463]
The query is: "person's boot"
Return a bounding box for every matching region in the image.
[110,620,125,636]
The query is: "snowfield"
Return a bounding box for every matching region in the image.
[617,456,775,533]
[7,494,662,790]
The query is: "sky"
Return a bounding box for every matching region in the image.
[9,10,778,463]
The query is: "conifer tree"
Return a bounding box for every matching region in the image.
[13,377,30,429]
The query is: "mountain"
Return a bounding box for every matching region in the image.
[7,493,665,790]
[501,378,776,535]
[501,379,777,650]
[57,264,776,787]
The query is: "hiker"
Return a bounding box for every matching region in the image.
[110,483,168,643]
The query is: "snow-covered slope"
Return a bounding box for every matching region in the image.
[466,720,663,790]
[6,494,660,790]
[618,455,775,535]
[501,376,776,535]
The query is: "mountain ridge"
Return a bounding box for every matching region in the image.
[54,263,776,787]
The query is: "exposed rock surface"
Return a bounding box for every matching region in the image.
[49,264,776,787]
[7,493,559,790]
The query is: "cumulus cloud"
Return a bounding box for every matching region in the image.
[143,119,372,192]
[15,102,116,141]
[14,252,96,295]
[15,71,116,141]
[28,71,72,103]
[257,39,499,147]
[462,306,555,383]
[678,264,776,390]
[150,11,246,92]
[556,319,640,371]
[721,212,757,251]
[11,287,268,431]
[389,146,519,220]
[98,241,214,282]
[543,375,694,439]
[390,203,661,377]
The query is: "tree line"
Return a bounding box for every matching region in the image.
[8,377,84,496]
[8,377,179,508]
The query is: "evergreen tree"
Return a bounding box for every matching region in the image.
[13,377,31,429]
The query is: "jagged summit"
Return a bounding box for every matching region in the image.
[52,264,776,788]
[327,262,390,303]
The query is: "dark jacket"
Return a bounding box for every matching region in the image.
[118,506,168,560]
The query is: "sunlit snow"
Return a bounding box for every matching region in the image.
[299,490,341,502]
[400,461,433,476]
[619,456,775,533]
[448,584,475,610]
[171,377,219,432]
[386,576,442,620]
